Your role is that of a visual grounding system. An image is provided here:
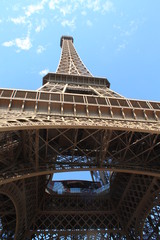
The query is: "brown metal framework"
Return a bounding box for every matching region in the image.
[0,36,160,239]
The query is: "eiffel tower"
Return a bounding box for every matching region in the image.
[0,36,160,239]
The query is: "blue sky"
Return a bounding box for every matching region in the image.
[0,0,160,100]
[0,1,160,180]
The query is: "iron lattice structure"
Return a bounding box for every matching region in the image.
[0,36,160,239]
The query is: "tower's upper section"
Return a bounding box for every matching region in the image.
[43,36,110,88]
[56,36,92,77]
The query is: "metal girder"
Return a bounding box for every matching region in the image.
[0,128,160,185]
[0,36,160,239]
[27,194,126,239]
[1,127,160,238]
[0,87,160,133]
[0,182,25,239]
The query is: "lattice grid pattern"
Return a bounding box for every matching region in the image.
[0,36,160,239]
[0,194,16,239]
[57,37,92,76]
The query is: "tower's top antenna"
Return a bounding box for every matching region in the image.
[60,36,74,47]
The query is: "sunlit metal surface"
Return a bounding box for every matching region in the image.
[0,36,160,239]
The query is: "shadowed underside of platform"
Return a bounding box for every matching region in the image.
[0,36,160,239]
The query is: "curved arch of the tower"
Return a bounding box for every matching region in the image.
[0,36,160,239]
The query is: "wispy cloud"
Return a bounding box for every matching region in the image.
[35,19,47,32]
[2,41,14,47]
[37,45,45,54]
[8,0,115,34]
[86,0,113,12]
[48,0,59,10]
[102,1,114,12]
[39,69,49,76]
[87,0,100,12]
[61,18,76,30]
[10,16,26,24]
[117,42,127,52]
[86,20,92,27]
[114,18,141,52]
[60,5,73,16]
[48,0,114,17]
[25,0,47,17]
[3,0,115,51]
[124,20,138,36]
[2,36,32,51]
[81,10,87,16]
[114,19,139,39]
[16,36,32,50]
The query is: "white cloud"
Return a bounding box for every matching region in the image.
[37,45,45,54]
[114,20,139,38]
[81,10,86,16]
[35,19,47,32]
[87,0,100,12]
[126,20,138,35]
[2,41,15,47]
[60,5,72,16]
[114,18,140,52]
[85,0,114,12]
[61,18,76,30]
[39,69,49,76]
[117,41,128,52]
[3,0,115,52]
[86,0,114,12]
[2,36,32,51]
[25,0,47,17]
[49,0,59,10]
[15,36,32,50]
[10,16,26,24]
[86,20,92,27]
[102,1,114,12]
[48,0,114,15]
[117,43,126,51]
[49,1,77,16]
